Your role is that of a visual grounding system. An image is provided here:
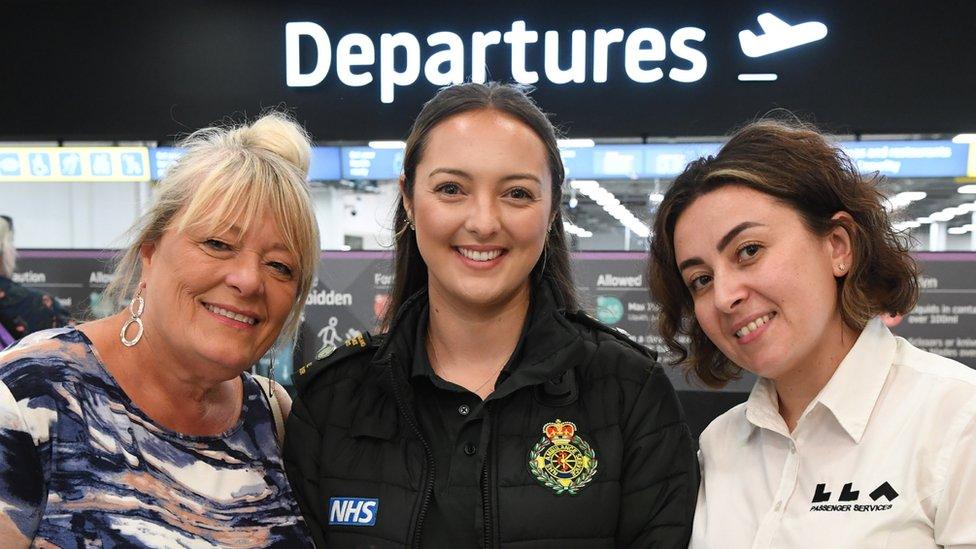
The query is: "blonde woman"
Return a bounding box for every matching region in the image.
[0,113,319,547]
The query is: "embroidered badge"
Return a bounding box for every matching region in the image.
[316,344,337,360]
[344,333,367,348]
[528,419,597,495]
[328,497,378,526]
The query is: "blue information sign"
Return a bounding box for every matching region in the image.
[309,147,342,181]
[341,147,404,180]
[838,140,968,178]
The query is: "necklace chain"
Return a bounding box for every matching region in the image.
[427,329,505,395]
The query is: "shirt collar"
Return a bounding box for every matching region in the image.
[814,317,895,442]
[745,317,896,442]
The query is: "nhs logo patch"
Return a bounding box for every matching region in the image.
[328,497,378,526]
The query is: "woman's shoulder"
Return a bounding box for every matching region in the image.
[890,337,976,428]
[0,327,96,394]
[292,331,385,398]
[698,402,750,453]
[561,310,659,378]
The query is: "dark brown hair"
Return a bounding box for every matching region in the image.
[648,119,919,387]
[381,82,577,330]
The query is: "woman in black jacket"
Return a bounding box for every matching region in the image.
[284,82,697,548]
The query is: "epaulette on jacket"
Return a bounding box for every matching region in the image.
[564,310,657,361]
[293,331,384,394]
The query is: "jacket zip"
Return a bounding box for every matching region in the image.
[481,403,497,549]
[387,354,435,549]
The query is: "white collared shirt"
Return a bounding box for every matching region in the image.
[691,318,976,548]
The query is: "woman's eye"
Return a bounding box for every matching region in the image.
[268,262,294,278]
[689,274,712,292]
[507,187,533,200]
[435,183,462,195]
[737,243,762,261]
[204,239,231,251]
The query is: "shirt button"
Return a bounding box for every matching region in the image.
[463,442,477,456]
[774,501,782,512]
[458,404,470,416]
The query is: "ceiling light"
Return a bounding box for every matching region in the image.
[952,134,976,144]
[558,139,596,148]
[570,179,650,238]
[948,226,969,235]
[563,221,593,238]
[885,190,928,211]
[958,184,976,194]
[930,211,954,222]
[648,192,665,203]
[367,140,406,149]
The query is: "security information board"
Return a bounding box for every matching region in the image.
[13,250,976,435]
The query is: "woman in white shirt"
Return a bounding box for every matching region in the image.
[648,120,976,548]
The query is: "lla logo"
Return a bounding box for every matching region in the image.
[328,497,378,526]
[809,481,898,513]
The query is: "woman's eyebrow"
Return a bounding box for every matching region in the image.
[716,221,764,252]
[677,221,765,272]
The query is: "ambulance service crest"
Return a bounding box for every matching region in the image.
[528,419,597,495]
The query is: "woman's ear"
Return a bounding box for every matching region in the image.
[139,241,156,272]
[828,212,855,277]
[399,176,414,222]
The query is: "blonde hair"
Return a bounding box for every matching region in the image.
[0,217,15,278]
[104,111,320,343]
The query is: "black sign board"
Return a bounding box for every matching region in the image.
[5,0,976,141]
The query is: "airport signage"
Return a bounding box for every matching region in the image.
[285,13,825,103]
[6,1,976,141]
[146,140,972,182]
[0,147,150,183]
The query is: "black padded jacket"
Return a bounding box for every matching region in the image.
[284,282,698,548]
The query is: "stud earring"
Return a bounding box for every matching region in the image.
[120,287,145,347]
[837,263,846,272]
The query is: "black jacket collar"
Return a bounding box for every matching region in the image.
[372,279,586,403]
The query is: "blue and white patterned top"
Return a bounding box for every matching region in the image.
[0,327,312,547]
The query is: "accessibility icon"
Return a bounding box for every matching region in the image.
[91,153,113,176]
[120,152,144,176]
[0,153,20,176]
[59,153,82,176]
[29,153,52,176]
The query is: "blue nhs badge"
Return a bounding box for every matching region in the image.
[328,497,378,526]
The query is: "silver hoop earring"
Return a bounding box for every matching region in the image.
[120,291,145,347]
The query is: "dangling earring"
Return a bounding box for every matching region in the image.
[408,217,416,231]
[120,287,145,347]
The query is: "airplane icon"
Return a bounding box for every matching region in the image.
[739,13,828,58]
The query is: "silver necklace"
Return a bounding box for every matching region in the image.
[427,330,504,394]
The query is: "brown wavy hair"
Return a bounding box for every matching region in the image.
[648,119,919,387]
